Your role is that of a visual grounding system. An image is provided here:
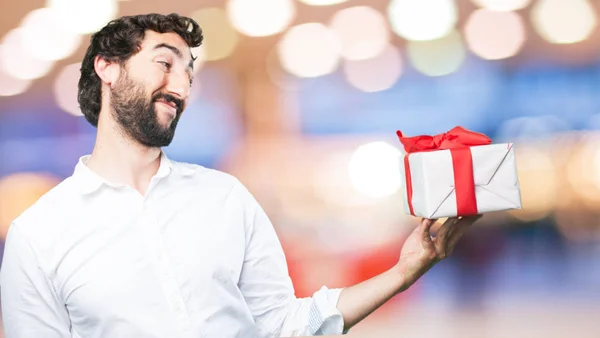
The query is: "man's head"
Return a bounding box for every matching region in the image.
[78,13,203,147]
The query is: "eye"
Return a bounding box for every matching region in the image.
[157,61,171,70]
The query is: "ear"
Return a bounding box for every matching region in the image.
[94,55,120,87]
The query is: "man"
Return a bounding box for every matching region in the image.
[0,13,481,338]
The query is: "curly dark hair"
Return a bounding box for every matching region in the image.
[77,13,203,127]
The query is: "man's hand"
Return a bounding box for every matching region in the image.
[393,215,483,290]
[335,215,482,332]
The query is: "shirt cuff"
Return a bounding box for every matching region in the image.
[308,286,347,336]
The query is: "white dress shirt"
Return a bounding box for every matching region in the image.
[0,153,345,338]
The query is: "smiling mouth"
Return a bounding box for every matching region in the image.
[156,101,178,116]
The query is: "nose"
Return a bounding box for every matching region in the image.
[165,71,190,101]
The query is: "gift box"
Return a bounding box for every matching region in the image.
[396,126,522,218]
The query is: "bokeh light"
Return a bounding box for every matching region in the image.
[277,23,341,78]
[566,135,600,206]
[348,141,402,198]
[464,9,526,60]
[20,7,82,62]
[0,28,54,80]
[314,151,380,206]
[407,30,466,76]
[531,0,597,44]
[343,44,403,92]
[388,0,458,41]
[265,47,311,92]
[329,6,389,61]
[0,173,60,240]
[21,7,82,61]
[0,59,32,96]
[227,0,296,37]
[46,0,119,35]
[508,147,557,221]
[471,0,532,11]
[189,8,239,62]
[299,0,348,5]
[593,144,600,191]
[54,62,83,116]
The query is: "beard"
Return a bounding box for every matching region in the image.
[109,69,183,148]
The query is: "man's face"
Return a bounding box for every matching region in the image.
[109,30,194,148]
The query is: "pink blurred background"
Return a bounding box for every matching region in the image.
[1,0,600,336]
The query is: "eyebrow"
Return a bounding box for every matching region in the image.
[153,43,194,71]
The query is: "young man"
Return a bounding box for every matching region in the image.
[0,13,481,338]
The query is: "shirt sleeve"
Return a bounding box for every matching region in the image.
[0,224,71,338]
[235,182,346,337]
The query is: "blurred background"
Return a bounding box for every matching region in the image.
[1,0,600,337]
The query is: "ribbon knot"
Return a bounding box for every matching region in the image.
[396,126,492,153]
[397,126,491,217]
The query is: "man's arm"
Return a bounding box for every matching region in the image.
[335,216,481,332]
[235,182,345,337]
[235,178,480,336]
[0,224,71,338]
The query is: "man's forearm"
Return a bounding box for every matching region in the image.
[333,217,480,333]
[335,266,408,332]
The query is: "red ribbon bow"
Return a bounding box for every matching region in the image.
[397,127,492,217]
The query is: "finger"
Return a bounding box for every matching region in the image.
[468,214,483,222]
[435,217,459,243]
[420,218,435,238]
[447,214,482,250]
[432,217,459,257]
[430,218,445,234]
[420,218,436,248]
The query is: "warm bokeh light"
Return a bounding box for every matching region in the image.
[471,0,532,11]
[0,173,60,240]
[531,0,597,44]
[0,28,54,80]
[508,147,557,221]
[20,7,82,62]
[46,0,119,35]
[227,0,296,37]
[299,0,348,5]
[0,59,33,96]
[54,62,83,116]
[277,23,341,78]
[189,7,239,61]
[329,6,389,61]
[343,44,403,92]
[407,30,466,76]
[566,135,600,207]
[348,141,402,198]
[388,0,458,41]
[464,9,526,60]
[314,151,381,206]
[593,144,600,191]
[265,47,310,92]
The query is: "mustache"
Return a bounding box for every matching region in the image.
[153,93,183,113]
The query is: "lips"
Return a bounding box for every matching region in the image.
[157,102,176,117]
[157,98,177,109]
[153,94,182,116]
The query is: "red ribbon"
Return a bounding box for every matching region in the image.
[396,126,492,216]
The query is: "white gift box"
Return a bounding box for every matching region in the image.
[399,143,522,218]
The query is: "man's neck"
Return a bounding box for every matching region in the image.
[86,118,162,196]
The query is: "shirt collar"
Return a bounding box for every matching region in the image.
[73,151,193,195]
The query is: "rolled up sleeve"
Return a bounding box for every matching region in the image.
[279,286,345,336]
